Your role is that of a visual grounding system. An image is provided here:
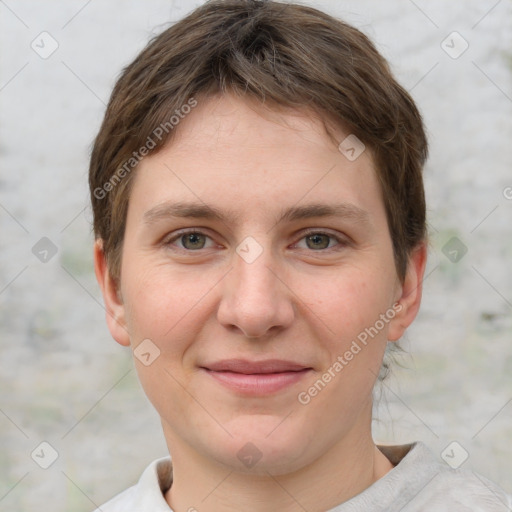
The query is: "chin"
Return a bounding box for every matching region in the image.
[203,418,313,475]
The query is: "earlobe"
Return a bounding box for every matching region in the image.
[387,242,427,342]
[93,239,131,347]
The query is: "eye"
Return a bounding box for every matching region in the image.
[294,230,347,251]
[164,230,215,251]
[163,229,348,253]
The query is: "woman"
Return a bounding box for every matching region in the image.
[89,1,512,510]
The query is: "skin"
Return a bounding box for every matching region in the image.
[95,93,426,512]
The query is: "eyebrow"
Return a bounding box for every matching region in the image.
[143,200,371,227]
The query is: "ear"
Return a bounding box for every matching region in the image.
[94,239,131,346]
[387,242,427,342]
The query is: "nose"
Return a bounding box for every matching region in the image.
[216,240,295,339]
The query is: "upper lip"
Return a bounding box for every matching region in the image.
[202,359,311,374]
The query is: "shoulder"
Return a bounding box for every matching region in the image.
[379,442,512,511]
[91,456,173,512]
[414,466,512,511]
[92,485,138,512]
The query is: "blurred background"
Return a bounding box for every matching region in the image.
[0,0,511,510]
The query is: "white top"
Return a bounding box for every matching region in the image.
[93,441,512,511]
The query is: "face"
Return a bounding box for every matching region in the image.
[96,93,425,475]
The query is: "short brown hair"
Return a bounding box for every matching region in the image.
[89,0,428,285]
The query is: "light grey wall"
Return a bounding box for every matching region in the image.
[0,1,511,510]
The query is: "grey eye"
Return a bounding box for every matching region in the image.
[305,233,331,250]
[181,232,207,250]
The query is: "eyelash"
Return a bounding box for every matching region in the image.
[163,228,349,253]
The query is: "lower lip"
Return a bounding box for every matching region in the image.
[202,368,312,395]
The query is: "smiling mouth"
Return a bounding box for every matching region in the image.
[200,359,313,395]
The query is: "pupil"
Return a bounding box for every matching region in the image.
[184,233,204,249]
[308,234,328,249]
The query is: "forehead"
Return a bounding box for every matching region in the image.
[167,94,346,159]
[129,94,386,228]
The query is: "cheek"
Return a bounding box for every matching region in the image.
[303,264,395,398]
[308,266,392,339]
[121,259,221,355]
[121,262,210,416]
[302,271,392,401]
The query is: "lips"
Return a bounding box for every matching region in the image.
[202,359,311,374]
[200,359,313,395]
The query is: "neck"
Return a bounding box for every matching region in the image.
[163,414,394,512]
